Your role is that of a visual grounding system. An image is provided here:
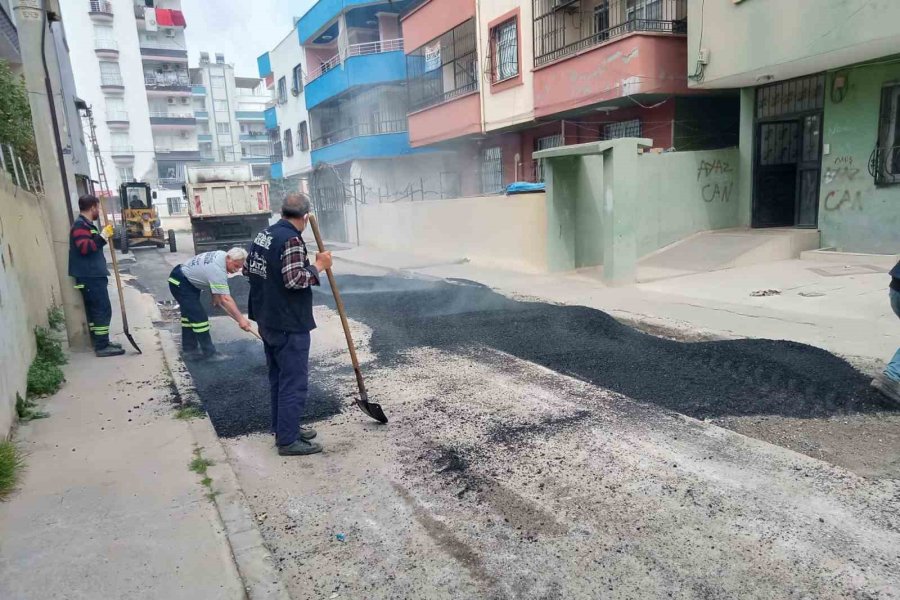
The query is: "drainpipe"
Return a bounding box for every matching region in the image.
[475,0,487,138]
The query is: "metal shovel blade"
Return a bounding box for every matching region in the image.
[357,392,388,424]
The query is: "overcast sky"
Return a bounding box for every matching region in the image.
[180,0,314,77]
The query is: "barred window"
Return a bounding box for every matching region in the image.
[406,18,477,112]
[297,121,309,151]
[603,119,641,140]
[283,128,294,157]
[492,19,518,82]
[292,65,303,95]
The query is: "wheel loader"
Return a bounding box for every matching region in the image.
[114,182,176,253]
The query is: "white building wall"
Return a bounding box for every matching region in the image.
[60,0,156,192]
[268,28,312,178]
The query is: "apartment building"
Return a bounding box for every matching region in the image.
[687,0,900,254]
[257,24,313,191]
[402,0,738,196]
[191,52,271,179]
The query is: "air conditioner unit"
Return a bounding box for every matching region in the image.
[165,29,176,38]
[167,97,176,104]
[552,0,580,11]
[162,64,172,71]
[181,97,190,104]
[179,131,189,139]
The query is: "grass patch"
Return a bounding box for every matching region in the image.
[35,326,66,367]
[27,360,64,397]
[47,306,65,331]
[189,447,217,502]
[174,404,204,420]
[15,393,49,422]
[0,441,25,501]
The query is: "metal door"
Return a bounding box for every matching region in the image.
[796,113,822,228]
[310,165,348,243]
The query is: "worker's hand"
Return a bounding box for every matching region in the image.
[100,225,114,240]
[315,251,333,272]
[238,317,252,332]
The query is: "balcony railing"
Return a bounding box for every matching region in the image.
[100,74,124,88]
[89,0,113,16]
[149,112,194,119]
[106,111,129,122]
[311,119,407,150]
[533,0,686,67]
[110,145,134,155]
[305,38,404,84]
[144,73,191,88]
[94,38,118,52]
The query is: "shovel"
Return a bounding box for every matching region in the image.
[308,214,388,424]
[98,221,141,354]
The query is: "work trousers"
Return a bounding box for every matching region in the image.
[75,277,112,350]
[168,265,215,354]
[260,326,310,447]
[886,289,900,382]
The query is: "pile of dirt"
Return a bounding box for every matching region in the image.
[316,275,893,420]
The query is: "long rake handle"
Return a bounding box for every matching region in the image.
[308,214,368,398]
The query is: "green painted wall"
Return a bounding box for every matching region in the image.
[820,63,900,254]
[635,149,742,257]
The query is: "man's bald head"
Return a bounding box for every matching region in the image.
[281,193,312,219]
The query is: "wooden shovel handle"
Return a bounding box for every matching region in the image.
[308,215,367,396]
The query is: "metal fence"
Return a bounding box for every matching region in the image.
[0,144,43,194]
[533,0,687,66]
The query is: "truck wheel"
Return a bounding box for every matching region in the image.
[168,230,177,253]
[119,227,129,254]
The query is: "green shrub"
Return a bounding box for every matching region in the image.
[0,441,25,501]
[47,306,65,331]
[27,359,64,397]
[35,326,66,366]
[15,393,49,422]
[174,404,204,420]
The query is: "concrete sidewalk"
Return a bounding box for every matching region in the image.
[0,282,246,599]
[332,245,897,366]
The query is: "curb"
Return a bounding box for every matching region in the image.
[159,329,291,600]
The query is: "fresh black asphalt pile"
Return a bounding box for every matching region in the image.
[318,275,891,420]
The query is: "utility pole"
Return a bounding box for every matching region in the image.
[14,0,89,348]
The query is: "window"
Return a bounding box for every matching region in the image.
[626,0,662,22]
[99,61,122,85]
[291,65,303,95]
[603,119,642,140]
[211,75,226,89]
[491,19,518,83]
[297,121,309,151]
[593,1,610,38]
[198,122,209,134]
[481,147,503,194]
[534,133,563,182]
[277,77,287,104]
[116,166,134,185]
[875,83,900,185]
[219,146,235,161]
[406,19,477,112]
[167,196,187,215]
[283,128,294,157]
[216,122,230,134]
[213,100,228,112]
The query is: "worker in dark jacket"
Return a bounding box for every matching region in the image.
[69,195,124,357]
[245,193,332,456]
[872,260,900,406]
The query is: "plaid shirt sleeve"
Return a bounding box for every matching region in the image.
[281,236,320,289]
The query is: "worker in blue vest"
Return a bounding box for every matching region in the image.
[69,195,124,357]
[245,193,332,456]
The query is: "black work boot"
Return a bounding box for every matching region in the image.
[278,438,323,456]
[95,345,125,358]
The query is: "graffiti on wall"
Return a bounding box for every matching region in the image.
[822,156,864,212]
[696,159,734,203]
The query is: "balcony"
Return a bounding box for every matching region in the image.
[310,119,418,165]
[533,0,687,67]
[192,85,206,96]
[237,111,266,122]
[305,40,406,109]
[88,0,113,21]
[149,112,196,127]
[532,0,690,118]
[110,145,134,159]
[194,111,209,120]
[197,134,213,142]
[140,47,189,63]
[105,111,129,128]
[154,149,201,161]
[94,38,118,57]
[144,72,192,94]
[240,132,268,142]
[100,74,124,92]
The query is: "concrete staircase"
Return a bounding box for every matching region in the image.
[636,228,821,283]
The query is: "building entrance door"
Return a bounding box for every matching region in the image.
[753,74,825,228]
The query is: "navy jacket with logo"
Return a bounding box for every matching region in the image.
[68,215,109,279]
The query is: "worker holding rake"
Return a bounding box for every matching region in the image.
[168,247,251,360]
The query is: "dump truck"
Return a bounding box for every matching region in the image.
[184,163,271,254]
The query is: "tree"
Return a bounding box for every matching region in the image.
[0,59,38,165]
